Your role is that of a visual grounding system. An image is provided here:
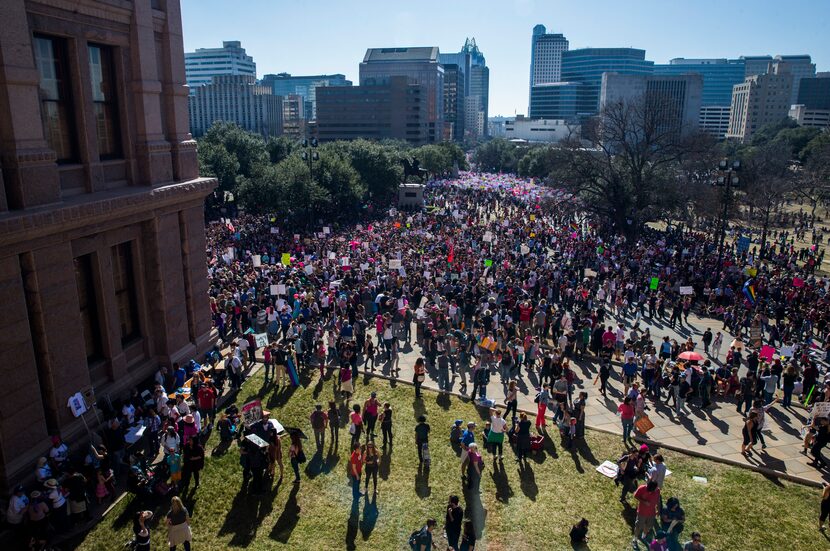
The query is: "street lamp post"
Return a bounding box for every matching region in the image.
[302,137,319,180]
[714,158,741,277]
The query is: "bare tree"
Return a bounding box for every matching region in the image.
[739,143,799,257]
[550,94,711,237]
[798,143,830,223]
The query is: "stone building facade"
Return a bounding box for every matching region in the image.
[0,0,215,489]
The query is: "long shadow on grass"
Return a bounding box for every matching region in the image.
[575,439,599,466]
[345,499,360,550]
[463,486,487,539]
[360,493,379,540]
[219,482,279,546]
[270,482,300,543]
[490,459,513,503]
[415,463,431,498]
[517,460,538,500]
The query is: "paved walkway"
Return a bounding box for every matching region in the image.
[359,309,829,486]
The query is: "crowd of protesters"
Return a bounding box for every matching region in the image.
[9,171,830,549]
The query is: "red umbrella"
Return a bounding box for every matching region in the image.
[678,351,704,362]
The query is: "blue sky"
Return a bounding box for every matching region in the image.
[181,0,829,117]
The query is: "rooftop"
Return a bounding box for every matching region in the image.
[363,47,439,63]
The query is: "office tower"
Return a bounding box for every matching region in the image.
[528,25,569,113]
[601,73,703,135]
[742,55,774,77]
[260,73,352,120]
[654,58,746,137]
[185,40,256,90]
[282,95,307,138]
[316,76,432,144]
[727,62,794,143]
[359,47,444,143]
[441,63,466,140]
[790,74,830,128]
[0,0,216,488]
[775,55,816,105]
[741,55,816,106]
[529,24,569,86]
[188,75,283,138]
[440,38,490,140]
[529,82,581,120]
[561,48,654,117]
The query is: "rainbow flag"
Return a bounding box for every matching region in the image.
[286,356,300,387]
[742,279,757,305]
[569,221,579,232]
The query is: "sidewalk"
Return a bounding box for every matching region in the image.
[364,311,829,487]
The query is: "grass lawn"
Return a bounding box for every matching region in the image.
[76,370,825,551]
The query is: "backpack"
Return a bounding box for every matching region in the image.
[450,425,462,443]
[408,529,423,550]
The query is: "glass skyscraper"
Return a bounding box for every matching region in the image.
[561,48,654,117]
[260,73,352,120]
[529,82,580,121]
[653,58,745,106]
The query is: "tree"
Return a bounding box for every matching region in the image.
[774,126,821,160]
[549,94,709,236]
[750,118,798,147]
[472,139,522,173]
[739,142,798,257]
[798,142,830,223]
[799,130,830,163]
[329,139,402,200]
[314,146,365,220]
[266,136,297,164]
[415,144,451,178]
[517,145,560,179]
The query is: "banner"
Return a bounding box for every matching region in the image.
[679,286,694,295]
[650,277,659,290]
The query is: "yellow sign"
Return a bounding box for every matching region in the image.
[281,253,291,266]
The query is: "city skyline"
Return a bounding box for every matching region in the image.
[181,0,829,117]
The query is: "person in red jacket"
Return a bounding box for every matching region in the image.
[197,383,217,424]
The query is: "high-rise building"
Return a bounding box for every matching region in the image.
[441,63,466,140]
[789,74,830,129]
[653,58,746,137]
[505,116,578,143]
[316,76,433,144]
[359,47,444,142]
[282,94,306,139]
[561,48,654,117]
[601,73,703,135]
[741,55,816,106]
[188,75,283,138]
[529,82,581,121]
[529,25,569,86]
[184,40,256,90]
[260,73,352,120]
[727,62,794,143]
[796,76,830,110]
[0,0,215,489]
[440,38,489,140]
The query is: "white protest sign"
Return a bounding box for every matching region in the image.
[360,263,369,271]
[276,284,287,295]
[341,257,350,267]
[254,333,269,348]
[679,286,694,295]
[520,244,530,255]
[270,227,278,234]
[483,231,493,243]
[304,265,314,275]
[252,255,261,267]
[269,285,278,295]
[423,271,431,279]
[328,251,336,260]
[323,227,330,235]
[389,259,402,269]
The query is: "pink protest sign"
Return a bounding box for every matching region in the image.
[793,277,804,288]
[759,345,775,362]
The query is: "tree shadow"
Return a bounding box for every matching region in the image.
[359,493,379,540]
[415,462,431,498]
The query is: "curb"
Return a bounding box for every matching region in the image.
[352,367,826,489]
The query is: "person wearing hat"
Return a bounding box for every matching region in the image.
[459,422,476,477]
[181,413,198,446]
[45,478,70,533]
[48,435,70,474]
